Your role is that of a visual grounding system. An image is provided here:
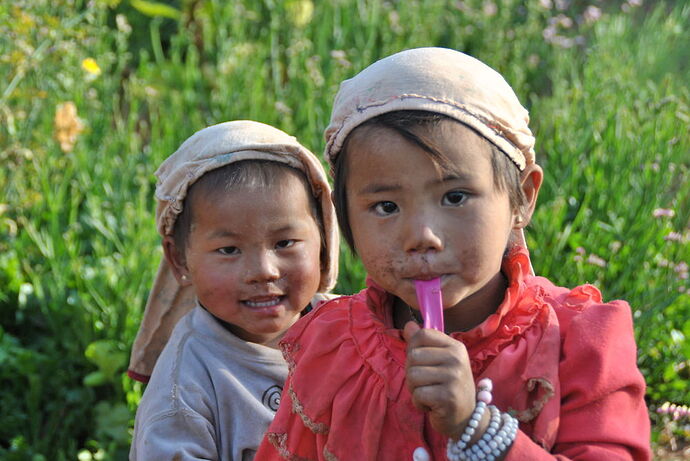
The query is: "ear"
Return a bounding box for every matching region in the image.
[513,163,543,229]
[330,190,336,207]
[163,235,193,286]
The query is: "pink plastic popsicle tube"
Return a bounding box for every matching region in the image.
[414,277,444,332]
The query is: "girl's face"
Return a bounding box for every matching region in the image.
[169,172,322,347]
[345,120,521,331]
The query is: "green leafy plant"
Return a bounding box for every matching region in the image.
[1,0,688,458]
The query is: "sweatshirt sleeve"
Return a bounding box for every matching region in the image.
[130,410,218,461]
[505,300,651,461]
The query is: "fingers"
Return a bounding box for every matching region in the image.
[407,342,468,367]
[406,364,460,387]
[403,321,458,349]
[402,320,421,342]
[409,383,460,415]
[403,320,477,437]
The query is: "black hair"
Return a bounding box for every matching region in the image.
[172,160,324,261]
[332,110,527,252]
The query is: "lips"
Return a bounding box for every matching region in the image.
[410,274,443,281]
[404,272,446,282]
[243,296,284,308]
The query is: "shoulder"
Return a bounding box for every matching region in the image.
[310,291,341,308]
[532,278,641,385]
[281,286,406,389]
[131,402,217,460]
[527,276,634,336]
[144,307,232,404]
[282,291,370,350]
[279,292,376,376]
[152,306,213,367]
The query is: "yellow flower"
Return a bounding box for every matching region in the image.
[286,0,314,28]
[54,102,84,153]
[81,58,102,76]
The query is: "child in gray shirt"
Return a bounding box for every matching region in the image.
[129,120,339,460]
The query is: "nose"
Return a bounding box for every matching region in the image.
[402,215,444,254]
[244,250,281,284]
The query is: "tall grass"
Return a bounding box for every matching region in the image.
[1,0,688,458]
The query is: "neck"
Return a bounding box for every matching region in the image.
[443,271,509,333]
[389,271,509,333]
[392,297,422,329]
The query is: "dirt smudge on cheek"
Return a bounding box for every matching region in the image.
[457,246,485,284]
[360,256,388,280]
[361,253,414,300]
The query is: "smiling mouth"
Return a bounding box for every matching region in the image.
[243,296,284,308]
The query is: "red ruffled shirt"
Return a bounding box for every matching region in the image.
[255,247,651,460]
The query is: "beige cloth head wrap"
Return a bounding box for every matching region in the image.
[325,47,535,170]
[128,120,339,381]
[324,47,536,269]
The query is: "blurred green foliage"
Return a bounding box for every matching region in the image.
[1,0,688,458]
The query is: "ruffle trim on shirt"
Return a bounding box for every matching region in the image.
[451,247,551,375]
[266,246,577,458]
[509,377,555,423]
[267,432,313,461]
[289,385,329,434]
[268,289,428,460]
[267,431,340,461]
[363,245,554,377]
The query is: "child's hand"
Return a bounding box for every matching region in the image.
[402,321,477,439]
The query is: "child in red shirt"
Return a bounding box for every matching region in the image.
[256,48,651,461]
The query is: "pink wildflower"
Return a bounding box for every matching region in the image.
[583,5,602,23]
[653,208,675,218]
[483,2,497,16]
[553,36,574,48]
[673,262,688,280]
[555,0,570,11]
[330,50,351,68]
[674,262,688,274]
[658,402,690,420]
[664,232,683,242]
[274,101,293,115]
[586,254,607,267]
[542,25,557,41]
[557,14,573,28]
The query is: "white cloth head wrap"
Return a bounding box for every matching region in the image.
[324,47,535,170]
[128,120,339,381]
[324,47,536,271]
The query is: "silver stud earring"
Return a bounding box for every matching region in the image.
[181,274,188,281]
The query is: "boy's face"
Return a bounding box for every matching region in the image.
[344,120,520,331]
[176,172,322,346]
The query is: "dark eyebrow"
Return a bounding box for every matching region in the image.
[440,172,475,183]
[209,224,299,240]
[358,173,474,195]
[208,229,239,239]
[358,183,403,195]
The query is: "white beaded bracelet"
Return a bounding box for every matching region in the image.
[446,378,519,461]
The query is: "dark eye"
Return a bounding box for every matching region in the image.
[276,239,296,249]
[218,246,239,255]
[373,201,399,216]
[442,190,467,206]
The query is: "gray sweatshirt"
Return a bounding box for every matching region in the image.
[130,304,288,461]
